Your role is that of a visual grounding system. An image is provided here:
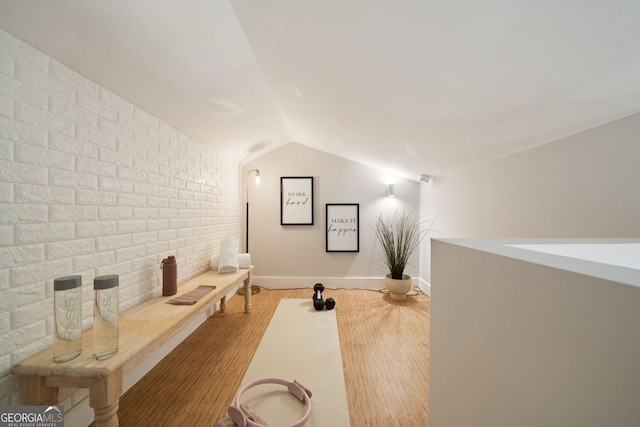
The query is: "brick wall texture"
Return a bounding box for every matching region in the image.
[0,29,241,405]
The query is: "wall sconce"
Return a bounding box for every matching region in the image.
[387,184,395,198]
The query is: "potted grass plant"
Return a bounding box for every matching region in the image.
[375,211,427,300]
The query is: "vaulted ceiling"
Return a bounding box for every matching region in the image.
[1,0,640,178]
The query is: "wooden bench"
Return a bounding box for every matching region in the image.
[11,267,253,427]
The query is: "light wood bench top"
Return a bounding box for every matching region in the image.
[13,266,253,380]
[12,267,253,427]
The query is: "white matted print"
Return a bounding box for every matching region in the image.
[326,203,359,252]
[280,177,314,225]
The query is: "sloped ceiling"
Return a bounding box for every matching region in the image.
[1,0,640,178]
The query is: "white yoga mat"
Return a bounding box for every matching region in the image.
[235,298,350,426]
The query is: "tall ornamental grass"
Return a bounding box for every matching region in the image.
[375,212,427,280]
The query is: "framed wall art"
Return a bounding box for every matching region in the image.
[326,203,359,252]
[280,176,314,225]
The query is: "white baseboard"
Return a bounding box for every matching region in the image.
[253,276,431,297]
[252,276,386,289]
[417,278,431,297]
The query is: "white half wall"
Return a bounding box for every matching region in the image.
[430,238,640,427]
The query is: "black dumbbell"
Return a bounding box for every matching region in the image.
[312,283,325,310]
[311,283,335,310]
[325,297,335,310]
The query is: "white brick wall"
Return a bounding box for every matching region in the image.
[0,29,241,407]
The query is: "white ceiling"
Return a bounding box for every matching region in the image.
[1,0,640,178]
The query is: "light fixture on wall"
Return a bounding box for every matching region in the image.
[416,174,431,183]
[241,168,261,296]
[387,184,395,198]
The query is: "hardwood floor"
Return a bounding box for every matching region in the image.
[114,288,430,426]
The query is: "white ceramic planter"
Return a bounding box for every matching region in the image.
[384,274,412,300]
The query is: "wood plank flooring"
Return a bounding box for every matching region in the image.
[113,288,430,426]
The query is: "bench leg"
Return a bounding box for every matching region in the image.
[244,275,252,313]
[22,375,59,405]
[220,295,226,313]
[89,368,123,427]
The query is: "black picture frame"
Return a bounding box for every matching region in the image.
[280,177,314,225]
[326,203,359,252]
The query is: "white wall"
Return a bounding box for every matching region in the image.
[242,143,422,288]
[420,112,640,282]
[0,29,240,408]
